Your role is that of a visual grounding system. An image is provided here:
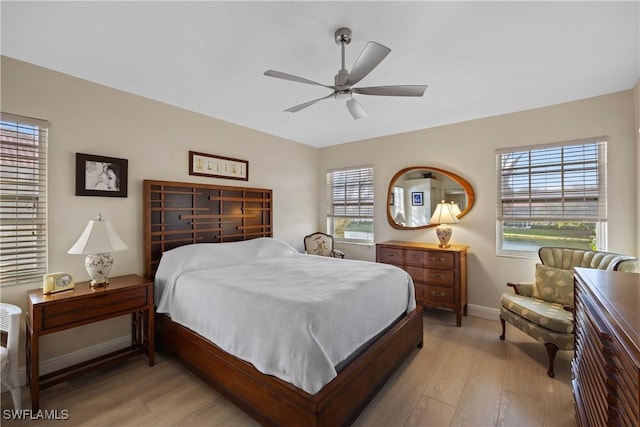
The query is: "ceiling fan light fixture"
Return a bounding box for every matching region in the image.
[346,98,368,120]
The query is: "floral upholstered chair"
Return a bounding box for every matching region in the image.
[303,232,345,259]
[499,247,639,377]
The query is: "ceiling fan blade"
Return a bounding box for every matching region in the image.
[264,70,334,89]
[285,93,335,113]
[346,97,368,120]
[352,85,428,97]
[345,42,391,87]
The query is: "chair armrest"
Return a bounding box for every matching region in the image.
[506,282,534,297]
[332,249,345,259]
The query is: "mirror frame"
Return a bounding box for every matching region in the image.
[387,166,475,230]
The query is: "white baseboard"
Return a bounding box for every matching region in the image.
[468,304,500,321]
[18,335,130,386]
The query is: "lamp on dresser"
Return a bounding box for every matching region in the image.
[68,214,128,287]
[429,201,460,248]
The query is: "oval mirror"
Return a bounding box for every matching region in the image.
[387,166,475,230]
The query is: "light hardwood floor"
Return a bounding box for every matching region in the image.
[2,310,575,426]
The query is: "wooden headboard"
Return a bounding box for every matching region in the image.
[143,180,272,279]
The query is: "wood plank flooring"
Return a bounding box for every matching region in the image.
[1,310,575,426]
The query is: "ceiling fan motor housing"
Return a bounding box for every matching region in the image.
[335,69,349,87]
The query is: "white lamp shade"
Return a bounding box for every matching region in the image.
[68,215,128,254]
[429,201,461,225]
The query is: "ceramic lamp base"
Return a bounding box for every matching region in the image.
[85,253,113,288]
[435,224,453,248]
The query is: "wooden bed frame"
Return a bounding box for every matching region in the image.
[143,179,424,426]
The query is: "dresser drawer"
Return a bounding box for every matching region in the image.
[423,252,455,269]
[405,250,425,266]
[405,266,425,283]
[42,287,149,330]
[424,269,454,287]
[377,247,404,265]
[423,285,455,304]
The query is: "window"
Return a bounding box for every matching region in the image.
[326,166,374,243]
[0,113,49,286]
[496,137,607,257]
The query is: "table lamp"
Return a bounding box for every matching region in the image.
[68,214,128,287]
[429,201,460,248]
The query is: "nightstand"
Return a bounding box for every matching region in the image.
[26,274,154,410]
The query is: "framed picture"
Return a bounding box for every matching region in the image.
[189,151,248,181]
[75,153,128,197]
[411,191,424,206]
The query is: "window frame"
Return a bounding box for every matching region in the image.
[1,112,49,287]
[496,137,607,258]
[326,165,374,244]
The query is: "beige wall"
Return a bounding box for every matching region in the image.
[320,90,639,312]
[1,56,318,363]
[2,55,638,370]
[635,80,640,255]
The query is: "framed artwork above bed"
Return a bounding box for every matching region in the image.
[188,151,248,181]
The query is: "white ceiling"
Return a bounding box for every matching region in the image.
[2,1,639,148]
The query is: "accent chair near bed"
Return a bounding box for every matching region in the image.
[304,231,345,258]
[499,246,639,377]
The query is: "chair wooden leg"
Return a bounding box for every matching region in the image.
[545,343,559,377]
[499,318,506,340]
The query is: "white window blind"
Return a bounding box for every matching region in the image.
[327,166,374,219]
[1,113,49,286]
[497,138,607,222]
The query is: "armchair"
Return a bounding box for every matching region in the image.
[303,232,345,258]
[499,247,639,377]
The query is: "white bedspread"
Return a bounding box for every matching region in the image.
[155,238,416,395]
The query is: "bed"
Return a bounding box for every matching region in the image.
[144,179,424,426]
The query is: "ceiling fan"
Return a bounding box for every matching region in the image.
[264,27,427,120]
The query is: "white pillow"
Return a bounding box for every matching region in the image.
[154,238,298,308]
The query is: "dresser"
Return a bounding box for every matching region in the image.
[376,241,468,326]
[573,268,640,427]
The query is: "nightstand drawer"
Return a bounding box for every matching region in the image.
[378,247,404,264]
[42,287,148,329]
[424,269,454,286]
[423,252,454,269]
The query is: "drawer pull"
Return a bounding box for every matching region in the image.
[430,274,445,280]
[429,257,446,263]
[430,291,446,297]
